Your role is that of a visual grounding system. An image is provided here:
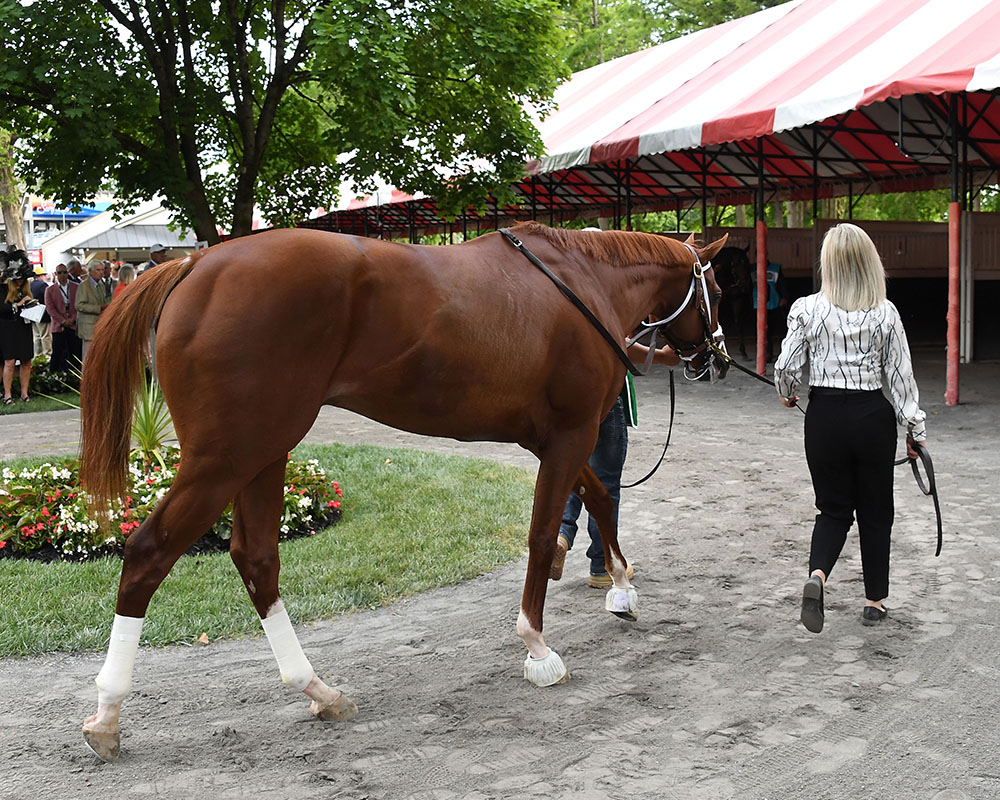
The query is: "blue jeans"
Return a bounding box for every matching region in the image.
[559,397,628,575]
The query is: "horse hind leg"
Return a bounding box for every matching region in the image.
[575,465,639,621]
[82,455,245,761]
[229,457,357,723]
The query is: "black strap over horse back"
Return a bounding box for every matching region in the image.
[499,228,641,376]
[895,445,944,557]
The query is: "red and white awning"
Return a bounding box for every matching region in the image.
[305,0,1000,234]
[533,0,1000,172]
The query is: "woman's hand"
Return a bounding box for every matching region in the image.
[906,434,924,460]
[779,395,799,408]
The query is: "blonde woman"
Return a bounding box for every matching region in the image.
[774,223,926,633]
[0,248,37,404]
[113,264,136,299]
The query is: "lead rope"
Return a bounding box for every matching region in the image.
[621,368,675,489]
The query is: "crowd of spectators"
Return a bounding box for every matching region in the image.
[0,244,168,402]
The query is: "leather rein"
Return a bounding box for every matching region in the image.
[498,228,720,488]
[499,228,722,380]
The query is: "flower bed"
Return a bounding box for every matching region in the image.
[0,448,343,561]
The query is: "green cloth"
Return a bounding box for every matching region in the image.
[620,372,638,428]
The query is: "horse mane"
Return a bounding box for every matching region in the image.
[508,221,683,269]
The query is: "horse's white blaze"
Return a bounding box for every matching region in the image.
[95,614,144,705]
[261,599,315,690]
[516,608,549,660]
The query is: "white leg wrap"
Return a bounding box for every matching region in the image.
[605,587,639,620]
[523,649,569,687]
[95,614,144,706]
[261,600,315,691]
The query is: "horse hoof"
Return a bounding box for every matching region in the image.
[311,691,359,722]
[523,649,569,687]
[82,727,120,762]
[605,587,638,621]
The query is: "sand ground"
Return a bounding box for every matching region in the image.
[0,350,997,800]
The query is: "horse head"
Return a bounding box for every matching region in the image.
[642,233,729,382]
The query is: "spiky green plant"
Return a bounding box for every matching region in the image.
[131,378,176,471]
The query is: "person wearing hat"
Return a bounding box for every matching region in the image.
[142,243,168,274]
[1,246,37,404]
[29,265,52,358]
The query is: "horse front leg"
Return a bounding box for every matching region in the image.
[82,457,241,761]
[229,457,358,723]
[518,436,595,687]
[576,464,639,621]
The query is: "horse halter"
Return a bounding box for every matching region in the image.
[627,243,728,382]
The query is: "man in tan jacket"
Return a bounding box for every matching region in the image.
[75,261,112,361]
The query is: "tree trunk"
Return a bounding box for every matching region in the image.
[772,201,784,228]
[0,131,26,250]
[787,200,805,228]
[734,205,747,227]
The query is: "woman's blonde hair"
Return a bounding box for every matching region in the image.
[5,278,30,305]
[819,223,886,311]
[118,264,136,285]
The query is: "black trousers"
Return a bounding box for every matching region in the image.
[804,388,897,601]
[50,329,82,372]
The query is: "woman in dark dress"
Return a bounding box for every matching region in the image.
[1,246,37,404]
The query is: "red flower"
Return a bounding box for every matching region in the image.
[0,540,6,549]
[41,506,50,517]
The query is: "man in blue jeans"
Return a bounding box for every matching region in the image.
[551,342,679,587]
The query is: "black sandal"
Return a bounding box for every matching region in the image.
[2,397,13,406]
[20,396,29,403]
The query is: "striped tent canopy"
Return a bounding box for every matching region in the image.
[301,0,1000,236]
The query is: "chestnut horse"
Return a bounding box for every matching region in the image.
[78,222,727,760]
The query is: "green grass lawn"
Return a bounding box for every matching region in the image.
[0,392,79,415]
[0,442,535,657]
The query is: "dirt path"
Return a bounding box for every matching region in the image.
[2,352,998,800]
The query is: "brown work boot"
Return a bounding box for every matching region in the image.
[587,562,634,589]
[549,535,569,580]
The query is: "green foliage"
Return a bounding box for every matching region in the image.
[558,0,676,72]
[849,190,950,223]
[311,0,567,216]
[0,449,342,560]
[667,0,787,34]
[557,0,785,72]
[131,379,175,472]
[0,0,567,238]
[7,354,80,398]
[0,443,533,655]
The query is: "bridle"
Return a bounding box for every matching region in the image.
[627,242,728,381]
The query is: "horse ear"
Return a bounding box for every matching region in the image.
[683,232,696,246]
[698,233,728,264]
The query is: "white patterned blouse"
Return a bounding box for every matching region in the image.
[774,292,926,441]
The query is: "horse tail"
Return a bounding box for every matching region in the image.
[80,256,200,509]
